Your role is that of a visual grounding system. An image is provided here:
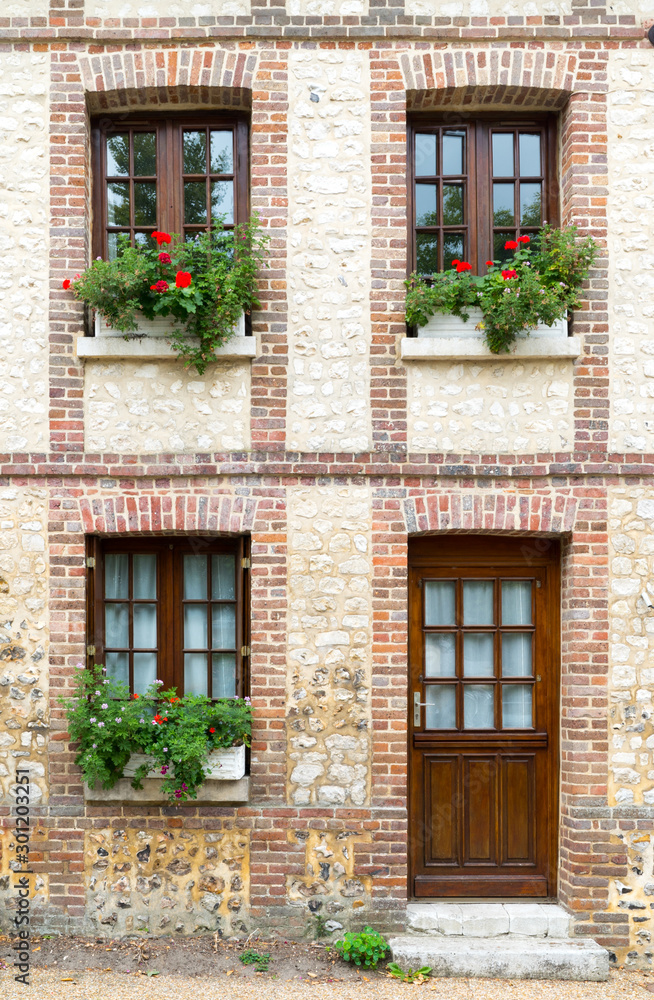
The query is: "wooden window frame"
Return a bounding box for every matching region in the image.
[407,113,559,277]
[86,535,250,699]
[91,112,250,261]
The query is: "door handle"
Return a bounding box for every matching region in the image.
[413,691,428,727]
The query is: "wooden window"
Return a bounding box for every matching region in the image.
[408,116,558,276]
[91,114,249,260]
[87,537,250,698]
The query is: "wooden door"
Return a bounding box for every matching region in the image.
[409,536,559,898]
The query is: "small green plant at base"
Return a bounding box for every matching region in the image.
[387,962,433,984]
[239,949,271,972]
[313,914,331,939]
[333,926,389,969]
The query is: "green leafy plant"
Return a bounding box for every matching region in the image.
[387,962,432,983]
[405,225,598,354]
[313,914,331,939]
[333,926,389,969]
[61,661,251,802]
[239,949,271,972]
[63,218,268,374]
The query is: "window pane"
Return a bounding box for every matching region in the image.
[134,182,157,226]
[107,182,130,226]
[134,231,150,247]
[105,651,129,685]
[183,130,207,173]
[425,633,456,678]
[443,233,464,269]
[133,652,157,694]
[105,603,129,647]
[463,684,494,729]
[463,580,493,625]
[493,182,515,227]
[184,555,207,599]
[442,185,463,226]
[211,180,234,225]
[212,653,236,699]
[105,553,129,599]
[502,684,533,728]
[494,232,515,265]
[212,604,236,649]
[133,554,156,600]
[415,133,437,176]
[185,652,208,695]
[502,580,532,625]
[185,182,207,225]
[520,183,542,227]
[133,604,156,648]
[416,183,438,227]
[502,633,532,677]
[212,554,236,599]
[519,133,541,176]
[442,131,464,176]
[425,685,456,729]
[107,233,123,261]
[463,633,494,677]
[210,130,233,173]
[106,133,129,176]
[133,132,156,176]
[185,604,208,649]
[416,234,439,275]
[425,581,456,625]
[492,133,514,176]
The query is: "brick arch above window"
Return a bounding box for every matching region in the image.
[399,48,579,98]
[400,491,579,536]
[79,48,258,105]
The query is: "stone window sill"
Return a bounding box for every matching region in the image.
[77,335,257,362]
[400,335,581,362]
[83,775,250,806]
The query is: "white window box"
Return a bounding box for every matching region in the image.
[83,745,248,805]
[402,308,580,361]
[76,312,257,361]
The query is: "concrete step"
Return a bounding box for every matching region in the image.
[407,902,571,938]
[389,934,610,981]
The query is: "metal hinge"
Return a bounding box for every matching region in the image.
[536,580,542,588]
[86,557,96,569]
[87,645,96,657]
[241,557,250,569]
[241,646,251,657]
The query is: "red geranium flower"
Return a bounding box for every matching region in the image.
[150,280,169,293]
[485,260,494,267]
[175,271,192,289]
[504,240,518,250]
[133,693,139,699]
[62,278,71,290]
[518,235,530,244]
[455,261,472,273]
[501,269,518,280]
[209,727,216,734]
[158,252,172,264]
[151,231,171,246]
[451,259,460,267]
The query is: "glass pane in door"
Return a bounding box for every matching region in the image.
[463,685,494,729]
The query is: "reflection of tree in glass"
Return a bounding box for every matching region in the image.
[493,208,514,227]
[134,183,157,226]
[417,234,438,275]
[133,133,156,176]
[183,132,207,174]
[107,183,130,227]
[521,190,541,227]
[184,182,207,226]
[106,134,129,176]
[418,210,438,228]
[442,186,463,226]
[443,234,464,267]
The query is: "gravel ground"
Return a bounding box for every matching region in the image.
[1,967,654,999]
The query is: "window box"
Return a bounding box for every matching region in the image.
[402,309,580,361]
[83,775,249,806]
[122,744,246,781]
[76,311,256,361]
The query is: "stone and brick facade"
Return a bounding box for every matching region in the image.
[0,0,652,969]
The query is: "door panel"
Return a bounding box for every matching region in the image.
[409,536,559,898]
